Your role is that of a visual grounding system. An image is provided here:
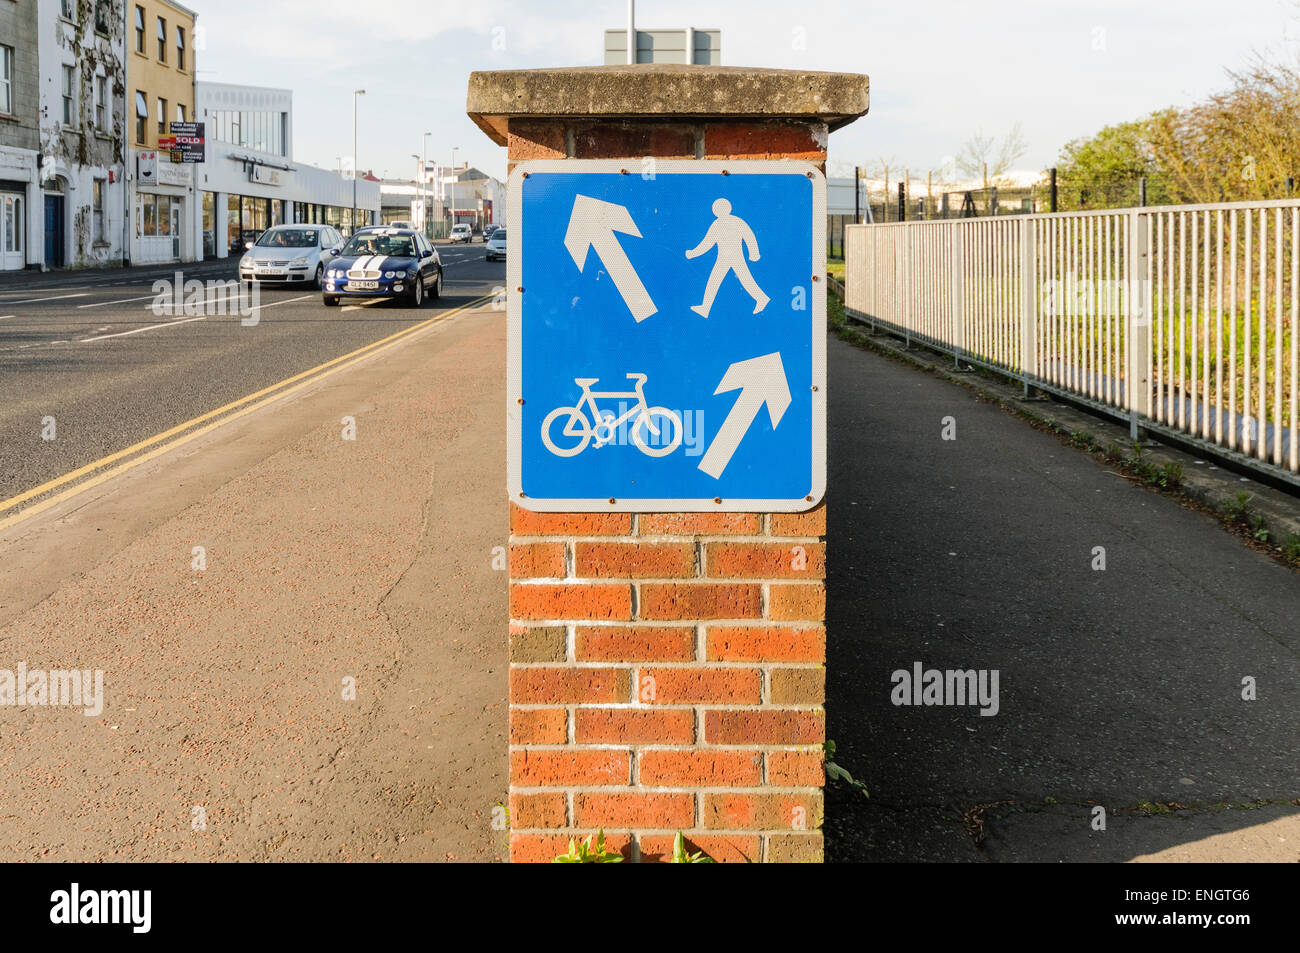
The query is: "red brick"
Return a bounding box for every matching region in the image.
[509,583,631,621]
[639,583,762,620]
[575,626,696,662]
[702,792,824,830]
[770,504,827,537]
[510,792,567,829]
[767,832,824,863]
[704,709,824,745]
[638,750,762,786]
[770,667,824,705]
[572,122,696,159]
[507,121,566,161]
[575,792,695,829]
[509,542,567,578]
[639,513,762,536]
[705,542,825,578]
[575,708,696,744]
[639,668,761,704]
[639,833,759,863]
[767,750,825,786]
[510,831,632,864]
[511,749,630,787]
[768,583,826,621]
[706,625,825,662]
[510,503,631,536]
[510,707,567,745]
[510,667,631,705]
[703,121,826,162]
[575,542,696,578]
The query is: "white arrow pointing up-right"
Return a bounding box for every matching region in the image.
[698,352,793,479]
[564,194,657,322]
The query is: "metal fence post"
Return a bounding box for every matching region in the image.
[1126,209,1151,439]
[951,223,964,368]
[1019,217,1038,393]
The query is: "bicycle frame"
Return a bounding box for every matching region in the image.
[575,374,653,438]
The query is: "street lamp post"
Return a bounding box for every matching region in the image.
[421,131,431,235]
[450,146,459,234]
[351,89,366,233]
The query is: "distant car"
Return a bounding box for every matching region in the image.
[450,223,473,243]
[321,226,443,308]
[388,220,414,229]
[239,225,346,288]
[485,227,507,262]
[482,224,498,242]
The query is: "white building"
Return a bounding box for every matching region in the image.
[435,165,505,232]
[192,81,380,260]
[33,0,128,269]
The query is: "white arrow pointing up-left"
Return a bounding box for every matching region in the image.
[698,352,793,479]
[564,194,657,322]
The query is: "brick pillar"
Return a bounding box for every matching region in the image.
[470,65,868,863]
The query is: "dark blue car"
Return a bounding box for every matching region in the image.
[322,227,443,308]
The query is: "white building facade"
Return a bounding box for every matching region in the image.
[192,81,379,260]
[32,0,128,269]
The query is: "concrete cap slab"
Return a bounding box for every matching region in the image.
[466,64,870,145]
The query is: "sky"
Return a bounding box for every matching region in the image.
[191,0,1300,183]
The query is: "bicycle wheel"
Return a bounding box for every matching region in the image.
[632,407,682,457]
[541,406,592,457]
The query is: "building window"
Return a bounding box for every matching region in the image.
[60,0,74,20]
[94,1,110,34]
[135,91,148,143]
[94,74,106,128]
[61,65,75,126]
[176,27,186,70]
[135,6,145,53]
[93,179,105,242]
[176,103,186,123]
[157,97,167,134]
[157,17,167,62]
[0,45,11,116]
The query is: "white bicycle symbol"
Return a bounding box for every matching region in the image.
[541,373,683,458]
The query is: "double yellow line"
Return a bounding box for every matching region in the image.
[0,294,494,533]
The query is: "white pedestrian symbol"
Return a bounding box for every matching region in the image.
[685,198,770,318]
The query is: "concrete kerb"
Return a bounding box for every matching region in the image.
[827,285,1300,568]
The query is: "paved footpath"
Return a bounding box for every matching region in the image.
[824,334,1300,862]
[0,302,508,861]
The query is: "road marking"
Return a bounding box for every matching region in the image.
[0,315,13,321]
[3,292,90,305]
[78,293,162,309]
[0,293,494,530]
[81,315,208,341]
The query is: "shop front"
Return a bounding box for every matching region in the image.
[133,150,194,264]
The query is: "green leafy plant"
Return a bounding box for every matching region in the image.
[552,829,624,863]
[671,831,716,863]
[824,740,869,798]
[1223,491,1254,522]
[1249,514,1270,542]
[1282,534,1300,563]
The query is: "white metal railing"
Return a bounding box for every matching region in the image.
[845,201,1300,479]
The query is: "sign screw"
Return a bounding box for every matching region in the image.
[714,497,722,504]
[811,385,818,392]
[609,498,616,505]
[517,398,524,404]
[620,168,629,175]
[522,172,530,178]
[805,495,813,502]
[721,169,729,176]
[806,171,814,178]
[812,275,820,282]
[517,286,524,293]
[520,492,527,498]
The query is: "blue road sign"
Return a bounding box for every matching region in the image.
[507,159,826,512]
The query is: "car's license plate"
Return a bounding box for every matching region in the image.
[256,268,279,275]
[348,280,379,290]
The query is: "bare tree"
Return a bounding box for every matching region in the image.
[955,124,1028,189]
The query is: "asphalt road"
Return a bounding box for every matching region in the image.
[0,241,503,502]
[824,334,1300,861]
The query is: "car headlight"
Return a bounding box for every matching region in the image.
[393,270,407,279]
[240,256,251,267]
[384,271,395,279]
[290,256,309,266]
[328,269,342,278]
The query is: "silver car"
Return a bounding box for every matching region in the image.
[239,225,346,288]
[486,227,507,261]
